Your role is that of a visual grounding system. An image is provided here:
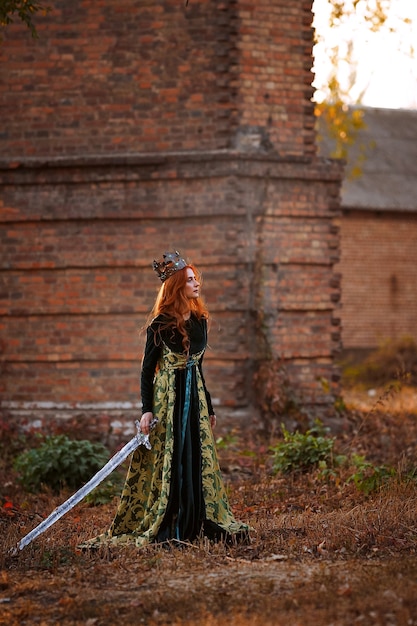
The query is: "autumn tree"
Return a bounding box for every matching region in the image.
[313,0,414,166]
[0,0,49,38]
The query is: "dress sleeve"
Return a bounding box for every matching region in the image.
[198,352,215,416]
[140,324,162,415]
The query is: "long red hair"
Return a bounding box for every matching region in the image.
[148,264,209,353]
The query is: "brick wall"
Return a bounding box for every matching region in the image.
[0,0,343,438]
[1,0,238,155]
[233,0,316,154]
[0,154,342,435]
[0,0,315,158]
[337,210,417,349]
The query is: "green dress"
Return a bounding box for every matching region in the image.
[93,314,249,547]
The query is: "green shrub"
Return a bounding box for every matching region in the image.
[14,435,110,494]
[271,422,336,474]
[347,454,396,495]
[270,423,400,496]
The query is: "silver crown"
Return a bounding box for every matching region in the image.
[153,251,187,282]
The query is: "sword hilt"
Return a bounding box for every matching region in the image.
[134,417,158,450]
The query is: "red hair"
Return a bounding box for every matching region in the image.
[148,265,209,353]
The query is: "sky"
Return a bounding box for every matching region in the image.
[312,0,417,109]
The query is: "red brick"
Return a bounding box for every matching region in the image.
[0,0,343,434]
[337,211,417,348]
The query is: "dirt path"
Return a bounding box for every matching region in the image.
[2,549,417,625]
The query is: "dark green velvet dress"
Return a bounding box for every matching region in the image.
[91,314,250,547]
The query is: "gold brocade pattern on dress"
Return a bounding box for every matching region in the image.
[87,343,249,547]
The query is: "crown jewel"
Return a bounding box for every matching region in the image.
[153,251,187,282]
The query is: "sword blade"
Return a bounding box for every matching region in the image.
[17,420,153,551]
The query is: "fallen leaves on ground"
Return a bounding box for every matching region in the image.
[1,390,417,625]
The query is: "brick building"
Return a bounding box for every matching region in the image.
[319,107,417,354]
[0,0,343,438]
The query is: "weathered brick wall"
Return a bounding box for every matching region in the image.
[0,0,343,438]
[337,210,417,349]
[0,0,315,158]
[233,0,316,154]
[0,154,342,435]
[1,0,238,155]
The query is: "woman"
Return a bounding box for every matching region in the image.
[94,251,249,547]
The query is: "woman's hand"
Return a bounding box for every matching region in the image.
[209,414,217,429]
[140,411,154,435]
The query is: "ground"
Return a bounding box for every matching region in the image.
[1,387,417,625]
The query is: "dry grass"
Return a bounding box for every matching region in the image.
[1,387,417,625]
[344,384,417,415]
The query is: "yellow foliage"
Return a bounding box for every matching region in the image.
[315,97,367,177]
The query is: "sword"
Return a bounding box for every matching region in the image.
[15,419,157,552]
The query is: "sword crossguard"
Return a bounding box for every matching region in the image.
[134,418,158,450]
